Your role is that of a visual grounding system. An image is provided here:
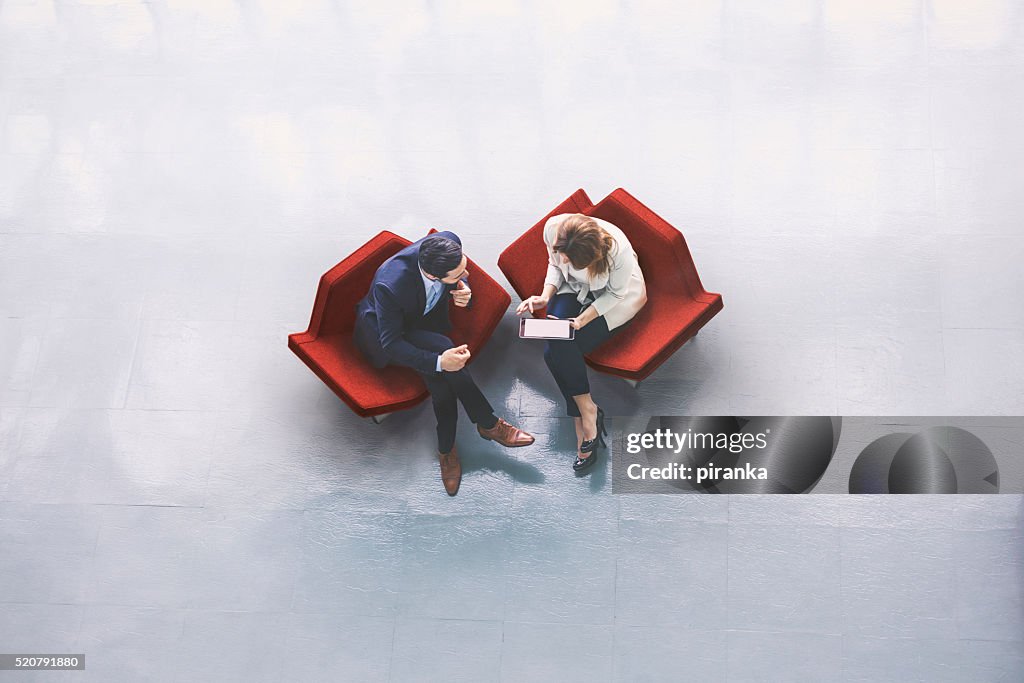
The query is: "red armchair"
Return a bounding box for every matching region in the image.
[288,231,510,420]
[497,188,723,383]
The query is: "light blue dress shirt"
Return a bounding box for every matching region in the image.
[422,270,443,315]
[420,269,444,372]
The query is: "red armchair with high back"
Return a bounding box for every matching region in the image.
[497,188,723,383]
[289,230,510,420]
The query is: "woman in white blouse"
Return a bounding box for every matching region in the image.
[515,213,647,472]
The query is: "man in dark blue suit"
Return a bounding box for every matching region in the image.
[354,231,534,495]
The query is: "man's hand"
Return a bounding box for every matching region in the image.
[439,344,471,372]
[515,295,549,316]
[451,279,471,308]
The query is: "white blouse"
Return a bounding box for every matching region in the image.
[542,214,647,330]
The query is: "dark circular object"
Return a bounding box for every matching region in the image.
[849,426,998,494]
[888,434,957,494]
[848,432,912,494]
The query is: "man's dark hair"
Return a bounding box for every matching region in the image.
[418,235,463,278]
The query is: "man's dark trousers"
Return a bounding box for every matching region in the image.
[392,304,494,454]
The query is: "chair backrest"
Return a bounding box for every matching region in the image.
[425,228,512,348]
[498,188,593,299]
[314,231,410,336]
[588,189,706,300]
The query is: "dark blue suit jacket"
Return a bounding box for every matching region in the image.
[354,231,464,374]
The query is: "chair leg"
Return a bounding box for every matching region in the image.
[370,413,391,424]
[624,379,640,389]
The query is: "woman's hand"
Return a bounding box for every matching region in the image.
[566,306,599,329]
[516,295,549,316]
[546,314,586,329]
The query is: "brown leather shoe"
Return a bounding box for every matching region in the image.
[477,417,535,447]
[439,446,461,496]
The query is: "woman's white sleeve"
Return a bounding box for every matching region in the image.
[542,217,565,289]
[590,245,633,317]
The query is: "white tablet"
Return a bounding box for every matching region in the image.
[519,317,575,340]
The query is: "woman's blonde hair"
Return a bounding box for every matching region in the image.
[552,214,614,277]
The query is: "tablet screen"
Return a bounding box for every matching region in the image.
[521,318,574,339]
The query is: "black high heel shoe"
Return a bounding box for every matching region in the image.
[573,406,607,473]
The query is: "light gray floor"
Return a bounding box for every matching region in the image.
[1,1,1023,681]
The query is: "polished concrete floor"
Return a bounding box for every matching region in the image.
[1,1,1023,681]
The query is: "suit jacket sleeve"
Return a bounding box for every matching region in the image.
[372,281,440,374]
